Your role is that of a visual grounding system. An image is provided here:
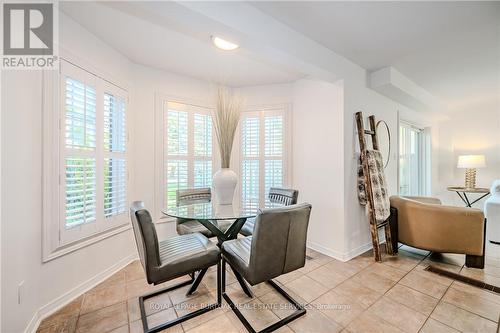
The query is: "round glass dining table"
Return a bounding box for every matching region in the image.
[162,201,284,297]
[162,201,284,244]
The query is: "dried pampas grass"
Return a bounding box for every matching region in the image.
[213,86,244,168]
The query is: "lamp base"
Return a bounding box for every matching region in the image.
[464,168,477,189]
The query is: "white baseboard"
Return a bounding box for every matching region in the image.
[307,238,386,262]
[307,241,346,262]
[25,253,138,333]
[342,242,373,261]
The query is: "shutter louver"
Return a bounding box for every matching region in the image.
[65,157,96,228]
[167,110,188,155]
[265,115,283,156]
[194,160,212,188]
[103,93,127,218]
[64,76,97,230]
[242,160,260,209]
[104,158,126,217]
[65,78,96,149]
[264,115,284,201]
[242,117,259,157]
[194,113,212,157]
[166,160,188,207]
[241,115,261,208]
[104,94,126,153]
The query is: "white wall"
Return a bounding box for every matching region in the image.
[435,102,500,207]
[292,79,345,257]
[1,13,137,333]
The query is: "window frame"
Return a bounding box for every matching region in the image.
[154,94,218,222]
[43,57,131,262]
[238,104,292,207]
[398,120,430,196]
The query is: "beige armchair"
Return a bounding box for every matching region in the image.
[389,196,485,268]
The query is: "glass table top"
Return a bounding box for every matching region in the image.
[162,201,285,220]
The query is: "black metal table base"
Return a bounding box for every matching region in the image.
[139,262,222,333]
[185,217,254,297]
[221,258,305,333]
[453,191,490,208]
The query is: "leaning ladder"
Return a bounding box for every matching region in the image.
[355,111,394,262]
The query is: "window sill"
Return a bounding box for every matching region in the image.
[43,224,131,263]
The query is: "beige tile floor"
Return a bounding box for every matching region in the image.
[37,246,500,333]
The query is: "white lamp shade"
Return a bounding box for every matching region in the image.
[457,155,486,168]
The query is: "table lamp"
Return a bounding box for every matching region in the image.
[457,155,486,189]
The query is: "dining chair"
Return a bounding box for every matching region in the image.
[240,187,299,236]
[176,188,230,237]
[130,201,222,333]
[221,203,312,333]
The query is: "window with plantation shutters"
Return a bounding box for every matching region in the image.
[240,108,288,207]
[164,101,213,209]
[57,60,129,246]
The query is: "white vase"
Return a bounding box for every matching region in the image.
[213,168,238,205]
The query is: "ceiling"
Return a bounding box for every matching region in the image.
[60,2,304,87]
[251,1,500,111]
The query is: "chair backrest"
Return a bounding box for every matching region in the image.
[249,203,312,284]
[130,201,160,284]
[177,188,211,206]
[268,187,299,205]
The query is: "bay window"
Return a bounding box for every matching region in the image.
[156,99,290,219]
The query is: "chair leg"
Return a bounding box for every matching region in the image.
[139,265,221,333]
[465,254,485,269]
[223,278,306,333]
[221,257,226,293]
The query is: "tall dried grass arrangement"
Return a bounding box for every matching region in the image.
[213,87,244,168]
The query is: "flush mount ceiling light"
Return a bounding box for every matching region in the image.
[211,36,239,51]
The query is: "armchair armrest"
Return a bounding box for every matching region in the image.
[403,196,442,205]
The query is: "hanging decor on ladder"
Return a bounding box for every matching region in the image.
[355,111,396,262]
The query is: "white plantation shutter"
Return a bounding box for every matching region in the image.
[65,157,96,227]
[63,75,97,233]
[194,160,212,188]
[164,102,213,208]
[241,109,287,206]
[241,115,260,208]
[264,115,284,201]
[242,160,260,209]
[104,158,126,218]
[166,159,188,207]
[59,60,128,246]
[103,92,127,219]
[65,78,96,149]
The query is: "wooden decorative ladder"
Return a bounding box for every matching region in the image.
[355,111,394,262]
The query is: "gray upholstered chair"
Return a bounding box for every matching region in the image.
[240,187,299,236]
[176,188,232,238]
[221,203,312,332]
[130,201,221,333]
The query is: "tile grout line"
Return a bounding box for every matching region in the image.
[353,251,431,332]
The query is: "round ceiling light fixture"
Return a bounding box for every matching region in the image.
[211,36,239,51]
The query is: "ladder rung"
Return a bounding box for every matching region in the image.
[364,130,375,135]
